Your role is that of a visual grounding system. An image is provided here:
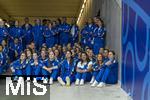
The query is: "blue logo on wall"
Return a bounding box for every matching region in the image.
[122,0,150,100]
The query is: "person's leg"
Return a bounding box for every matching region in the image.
[26,66,31,81]
[91,68,105,87]
[70,75,76,84]
[95,68,105,82]
[90,71,98,84]
[51,69,58,80]
[75,72,82,85]
[41,68,50,84]
[97,68,111,87]
[100,68,111,83]
[0,65,3,74]
[50,69,59,84]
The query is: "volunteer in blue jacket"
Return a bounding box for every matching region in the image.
[9,38,23,62]
[80,21,88,48]
[70,18,79,46]
[39,49,48,66]
[42,51,59,85]
[22,17,32,30]
[85,18,95,49]
[1,40,9,71]
[52,21,59,45]
[25,48,33,81]
[90,53,103,84]
[59,17,71,46]
[32,19,44,51]
[0,20,8,44]
[93,17,106,55]
[8,20,24,46]
[91,50,118,87]
[23,23,33,48]
[57,50,75,86]
[29,52,44,83]
[0,45,7,74]
[43,22,55,48]
[10,52,27,81]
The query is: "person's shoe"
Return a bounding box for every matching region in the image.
[91,81,98,87]
[97,82,106,88]
[90,77,95,84]
[75,79,80,85]
[26,77,30,82]
[18,77,24,83]
[80,79,84,85]
[43,78,48,84]
[57,77,65,86]
[66,77,70,86]
[33,78,37,83]
[13,76,18,82]
[49,78,53,85]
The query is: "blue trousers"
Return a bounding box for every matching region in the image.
[13,68,26,76]
[0,66,3,74]
[42,69,58,80]
[92,70,99,78]
[76,72,92,82]
[95,67,110,83]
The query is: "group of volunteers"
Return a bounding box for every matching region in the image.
[0,16,118,87]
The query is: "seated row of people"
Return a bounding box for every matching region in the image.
[10,43,118,88]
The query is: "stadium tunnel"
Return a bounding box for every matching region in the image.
[0,0,150,100]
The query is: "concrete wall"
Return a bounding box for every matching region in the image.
[99,0,122,81]
[77,0,122,81]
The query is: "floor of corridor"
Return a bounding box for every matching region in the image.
[0,78,128,100]
[50,83,127,100]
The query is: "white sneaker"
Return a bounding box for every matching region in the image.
[90,77,95,84]
[13,76,18,82]
[57,77,65,86]
[43,78,48,84]
[42,77,44,80]
[26,77,30,82]
[49,78,53,85]
[18,77,24,83]
[33,78,37,83]
[80,79,84,85]
[97,82,106,88]
[66,77,70,86]
[91,81,98,87]
[75,79,80,85]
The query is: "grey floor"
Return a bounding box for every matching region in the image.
[0,78,128,100]
[50,83,128,100]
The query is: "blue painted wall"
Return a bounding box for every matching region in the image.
[122,0,150,100]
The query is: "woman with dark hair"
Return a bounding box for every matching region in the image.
[91,50,118,87]
[28,52,44,83]
[32,18,44,51]
[43,22,55,48]
[25,48,33,81]
[10,52,27,81]
[93,17,106,55]
[42,51,59,84]
[57,50,75,86]
[75,52,92,85]
[90,53,103,84]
